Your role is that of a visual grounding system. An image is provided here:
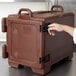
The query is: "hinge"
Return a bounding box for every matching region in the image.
[39,54,50,64]
[40,23,51,32]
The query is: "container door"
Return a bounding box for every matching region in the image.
[7,19,42,67]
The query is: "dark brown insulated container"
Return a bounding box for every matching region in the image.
[2,5,74,75]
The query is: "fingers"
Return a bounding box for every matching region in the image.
[51,30,55,36]
[48,28,52,36]
[48,27,55,36]
[48,23,59,36]
[48,23,56,28]
[48,23,63,32]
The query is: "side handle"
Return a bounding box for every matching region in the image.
[2,44,8,58]
[2,17,7,32]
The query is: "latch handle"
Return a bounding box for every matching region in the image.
[40,23,51,32]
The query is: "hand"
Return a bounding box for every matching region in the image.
[48,23,63,36]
